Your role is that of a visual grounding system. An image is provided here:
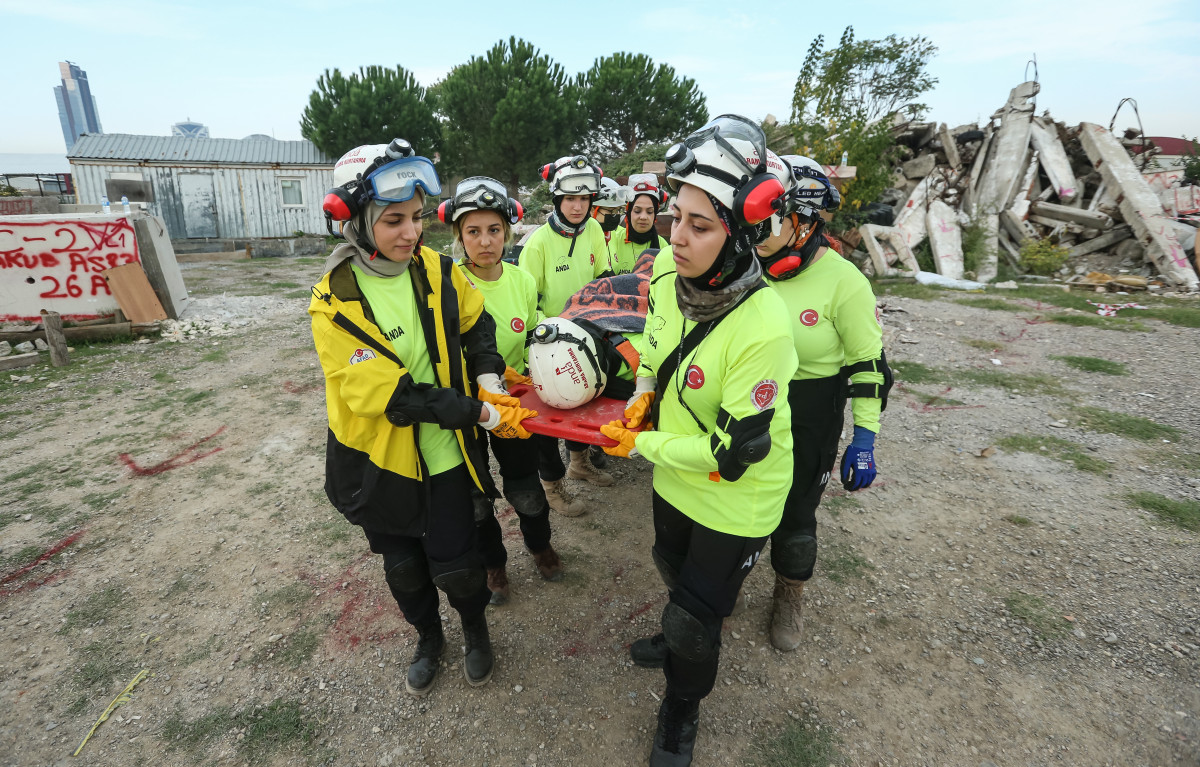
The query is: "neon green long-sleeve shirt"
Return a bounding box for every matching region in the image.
[516,217,610,317]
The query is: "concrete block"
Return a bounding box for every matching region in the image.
[938,123,962,170]
[925,200,964,280]
[1030,119,1080,203]
[133,216,190,319]
[974,81,1039,282]
[902,154,937,179]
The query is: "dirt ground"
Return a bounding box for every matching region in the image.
[1,255,1198,767]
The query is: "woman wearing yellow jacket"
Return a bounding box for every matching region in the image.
[309,140,535,697]
[600,116,797,766]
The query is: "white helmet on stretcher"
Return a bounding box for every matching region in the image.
[527,317,607,409]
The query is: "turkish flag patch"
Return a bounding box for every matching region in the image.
[685,364,705,389]
[349,348,377,365]
[799,309,819,327]
[752,379,778,411]
[511,317,525,332]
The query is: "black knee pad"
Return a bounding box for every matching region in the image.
[432,567,486,600]
[383,553,430,596]
[471,492,495,523]
[661,601,716,663]
[651,548,683,591]
[771,532,817,577]
[507,487,548,518]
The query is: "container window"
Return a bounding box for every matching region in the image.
[280,178,304,206]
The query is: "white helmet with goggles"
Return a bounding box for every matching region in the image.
[527,317,606,409]
[626,172,668,209]
[595,177,630,210]
[323,138,441,232]
[664,114,785,228]
[437,176,523,225]
[758,154,841,282]
[773,154,841,222]
[540,155,603,198]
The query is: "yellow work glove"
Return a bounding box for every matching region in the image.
[600,419,640,458]
[624,391,654,430]
[476,373,521,409]
[482,401,538,439]
[503,366,533,388]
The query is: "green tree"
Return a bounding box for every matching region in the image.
[789,26,938,229]
[300,66,441,160]
[579,53,707,160]
[431,37,584,190]
[602,142,672,178]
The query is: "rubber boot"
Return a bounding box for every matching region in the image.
[567,449,614,487]
[461,613,494,687]
[630,632,668,669]
[588,444,609,469]
[769,574,806,652]
[530,546,564,582]
[541,478,586,517]
[649,694,700,766]
[486,566,510,605]
[404,621,445,697]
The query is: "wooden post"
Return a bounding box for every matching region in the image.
[40,310,70,367]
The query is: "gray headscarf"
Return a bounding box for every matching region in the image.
[322,199,414,278]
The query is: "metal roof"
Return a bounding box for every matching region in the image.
[67,133,332,166]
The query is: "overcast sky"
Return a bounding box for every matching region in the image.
[2,0,1197,167]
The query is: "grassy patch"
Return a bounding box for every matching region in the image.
[1,545,44,572]
[1072,406,1180,442]
[821,543,874,585]
[307,517,351,546]
[956,297,1022,312]
[1049,313,1147,332]
[182,390,213,404]
[275,628,321,669]
[181,635,225,666]
[1127,492,1200,532]
[909,389,965,407]
[1141,304,1200,328]
[1050,355,1128,375]
[1003,514,1032,526]
[262,583,314,615]
[152,370,176,384]
[199,348,228,363]
[162,698,315,758]
[59,586,129,633]
[890,360,944,385]
[961,338,1000,351]
[872,281,944,300]
[1004,591,1069,641]
[997,434,1109,474]
[751,719,844,767]
[957,368,1064,396]
[822,494,860,518]
[73,641,128,690]
[82,491,122,511]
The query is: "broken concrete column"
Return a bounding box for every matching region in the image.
[1078,122,1199,289]
[1029,119,1079,203]
[1028,201,1113,229]
[860,224,919,276]
[973,81,1040,281]
[902,154,936,180]
[938,123,962,170]
[925,200,964,280]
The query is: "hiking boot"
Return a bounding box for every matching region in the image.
[404,622,445,697]
[649,694,700,766]
[588,444,609,469]
[567,449,614,487]
[630,632,668,669]
[769,574,806,652]
[541,478,586,517]
[461,613,494,687]
[530,546,564,582]
[486,566,510,605]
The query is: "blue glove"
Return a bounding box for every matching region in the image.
[840,426,877,491]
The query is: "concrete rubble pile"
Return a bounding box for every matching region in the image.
[853,80,1199,293]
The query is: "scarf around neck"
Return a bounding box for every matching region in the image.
[322,203,413,278]
[674,255,763,322]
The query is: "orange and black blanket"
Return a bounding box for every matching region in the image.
[559,250,655,335]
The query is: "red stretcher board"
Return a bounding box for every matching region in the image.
[509,383,646,447]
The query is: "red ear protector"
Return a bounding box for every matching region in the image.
[322,180,371,223]
[764,216,822,281]
[732,173,786,227]
[436,199,451,224]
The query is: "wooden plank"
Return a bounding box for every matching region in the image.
[40,310,70,367]
[1030,119,1080,203]
[1029,201,1113,228]
[0,352,39,371]
[1078,123,1198,289]
[101,263,168,324]
[0,323,133,344]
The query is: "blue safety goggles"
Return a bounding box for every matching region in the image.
[365,156,442,203]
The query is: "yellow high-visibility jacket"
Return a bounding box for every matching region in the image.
[309,248,503,534]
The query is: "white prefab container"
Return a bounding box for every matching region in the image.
[68,134,334,240]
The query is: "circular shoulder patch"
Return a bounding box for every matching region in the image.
[752,379,779,411]
[511,317,525,333]
[799,309,819,327]
[685,364,705,389]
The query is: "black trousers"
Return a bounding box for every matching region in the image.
[476,431,553,569]
[771,375,846,581]
[534,436,587,481]
[652,492,768,701]
[362,464,489,628]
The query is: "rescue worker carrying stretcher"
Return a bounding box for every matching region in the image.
[309,140,536,698]
[599,116,799,766]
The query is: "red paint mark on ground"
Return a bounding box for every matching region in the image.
[999,327,1029,343]
[119,426,226,476]
[0,530,84,600]
[282,380,321,395]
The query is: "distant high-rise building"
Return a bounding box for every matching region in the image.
[172,120,210,139]
[54,61,103,152]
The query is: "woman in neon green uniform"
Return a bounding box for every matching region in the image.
[754,154,889,651]
[608,172,668,274]
[600,116,797,767]
[438,176,565,602]
[310,140,536,697]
